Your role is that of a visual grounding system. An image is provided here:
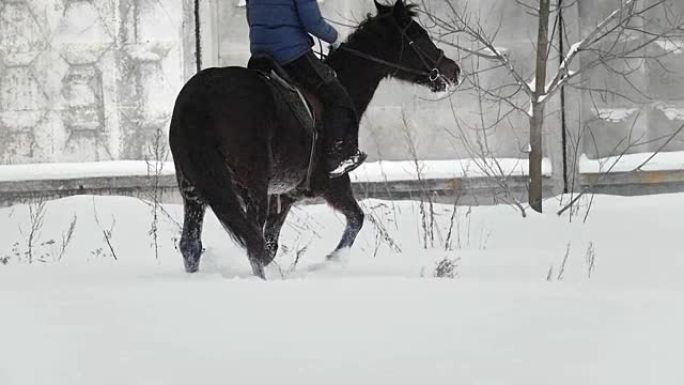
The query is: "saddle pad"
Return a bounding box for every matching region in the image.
[260,70,316,135]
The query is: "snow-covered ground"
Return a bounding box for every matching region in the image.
[6,151,684,186]
[1,193,683,384]
[580,151,684,173]
[0,158,551,183]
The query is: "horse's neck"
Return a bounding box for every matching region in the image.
[326,49,388,117]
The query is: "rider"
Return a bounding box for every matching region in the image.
[246,0,367,177]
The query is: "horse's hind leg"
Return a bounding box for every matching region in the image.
[179,191,206,273]
[322,176,364,259]
[237,181,274,277]
[263,195,296,264]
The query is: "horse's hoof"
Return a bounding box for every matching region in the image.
[181,240,202,273]
[326,248,351,262]
[184,260,200,273]
[264,244,278,266]
[250,259,266,280]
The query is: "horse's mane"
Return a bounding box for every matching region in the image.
[344,3,419,46]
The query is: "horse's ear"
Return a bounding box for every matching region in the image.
[392,0,408,19]
[374,0,391,14]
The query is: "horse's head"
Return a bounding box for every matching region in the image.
[372,0,460,92]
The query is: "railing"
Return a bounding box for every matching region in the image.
[3,159,684,207]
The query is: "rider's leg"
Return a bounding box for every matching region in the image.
[283,52,366,175]
[317,80,367,176]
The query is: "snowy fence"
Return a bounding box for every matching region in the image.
[1,0,684,203]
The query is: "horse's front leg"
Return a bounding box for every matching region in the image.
[322,175,364,259]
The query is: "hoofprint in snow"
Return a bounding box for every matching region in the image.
[1,194,683,385]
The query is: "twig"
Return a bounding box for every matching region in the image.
[633,122,684,172]
[26,199,47,264]
[585,242,596,279]
[57,214,77,261]
[556,242,571,280]
[92,197,118,261]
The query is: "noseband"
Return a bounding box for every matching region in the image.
[407,39,445,82]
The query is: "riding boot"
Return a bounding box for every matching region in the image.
[327,139,368,178]
[282,52,367,177]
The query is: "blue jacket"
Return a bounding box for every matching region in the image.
[247,0,338,64]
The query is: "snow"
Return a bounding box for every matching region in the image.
[480,45,510,58]
[0,158,548,183]
[568,41,582,56]
[579,152,684,173]
[557,41,582,75]
[539,92,549,103]
[351,158,552,182]
[0,161,175,182]
[656,104,684,121]
[595,107,637,123]
[1,192,684,384]
[655,39,684,55]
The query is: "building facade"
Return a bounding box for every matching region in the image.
[0,0,682,185]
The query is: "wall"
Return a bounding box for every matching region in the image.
[573,0,684,159]
[0,0,194,164]
[1,0,683,190]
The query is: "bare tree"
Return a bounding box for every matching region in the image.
[423,0,684,212]
[400,112,438,248]
[145,126,171,260]
[442,54,529,217]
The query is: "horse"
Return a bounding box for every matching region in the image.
[169,0,461,278]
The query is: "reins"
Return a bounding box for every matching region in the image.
[331,15,446,83]
[337,45,431,77]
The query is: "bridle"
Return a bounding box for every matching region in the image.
[410,40,446,83]
[337,16,448,85]
[401,20,446,82]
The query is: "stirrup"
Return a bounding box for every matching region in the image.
[329,151,367,178]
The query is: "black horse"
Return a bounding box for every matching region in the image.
[170,0,460,278]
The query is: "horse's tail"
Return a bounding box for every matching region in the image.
[171,122,261,253]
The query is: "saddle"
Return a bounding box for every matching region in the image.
[248,54,317,133]
[248,54,320,191]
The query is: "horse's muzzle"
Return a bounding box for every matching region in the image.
[431,60,461,92]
